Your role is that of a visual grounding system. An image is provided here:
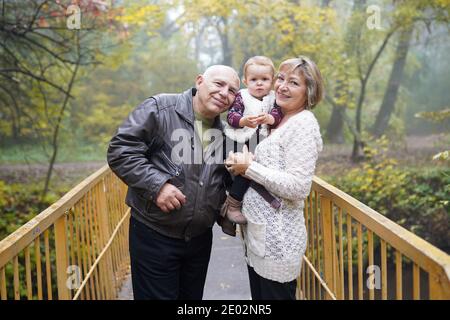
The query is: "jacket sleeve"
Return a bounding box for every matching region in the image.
[107,98,173,202]
[244,115,321,201]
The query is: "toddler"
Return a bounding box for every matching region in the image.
[222,56,283,227]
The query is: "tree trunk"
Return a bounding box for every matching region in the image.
[219,17,232,66]
[326,100,345,144]
[372,26,414,137]
[41,35,81,203]
[324,0,366,144]
[352,79,367,162]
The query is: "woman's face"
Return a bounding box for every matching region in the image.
[274,66,307,115]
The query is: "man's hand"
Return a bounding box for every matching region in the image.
[155,183,187,213]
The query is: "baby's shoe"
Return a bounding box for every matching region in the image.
[218,214,236,237]
[223,195,247,225]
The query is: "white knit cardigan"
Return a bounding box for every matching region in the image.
[241,109,323,283]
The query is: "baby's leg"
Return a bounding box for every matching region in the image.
[230,175,251,202]
[222,176,250,225]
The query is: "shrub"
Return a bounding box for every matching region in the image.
[0,181,62,241]
[329,137,450,252]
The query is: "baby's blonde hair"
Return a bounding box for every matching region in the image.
[243,56,275,81]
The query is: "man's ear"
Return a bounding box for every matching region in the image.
[195,74,203,88]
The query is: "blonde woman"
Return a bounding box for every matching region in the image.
[225,56,324,300]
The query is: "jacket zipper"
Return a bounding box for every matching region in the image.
[161,152,180,177]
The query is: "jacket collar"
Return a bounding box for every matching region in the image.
[175,88,224,131]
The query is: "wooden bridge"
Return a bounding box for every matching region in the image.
[0,165,449,300]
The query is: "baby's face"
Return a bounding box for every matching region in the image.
[243,64,273,100]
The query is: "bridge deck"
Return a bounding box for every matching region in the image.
[117,224,251,300]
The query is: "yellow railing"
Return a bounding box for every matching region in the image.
[0,165,129,300]
[1,167,449,300]
[298,176,450,300]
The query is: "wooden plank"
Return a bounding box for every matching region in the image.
[73,204,84,300]
[429,272,448,299]
[0,267,6,300]
[347,214,353,300]
[301,261,306,300]
[331,204,337,297]
[309,195,317,299]
[315,191,321,299]
[396,250,402,300]
[305,198,310,258]
[381,240,387,300]
[321,196,334,299]
[13,255,19,300]
[304,196,310,300]
[413,264,420,300]
[338,208,344,299]
[68,211,76,271]
[93,185,107,300]
[44,230,52,300]
[25,246,32,300]
[89,189,102,300]
[88,188,101,300]
[78,201,90,300]
[368,230,374,300]
[54,215,70,300]
[98,180,114,299]
[34,236,43,300]
[83,193,95,299]
[357,222,363,300]
[306,256,311,299]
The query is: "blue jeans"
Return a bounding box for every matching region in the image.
[129,215,212,300]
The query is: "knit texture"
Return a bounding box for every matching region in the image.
[241,110,323,283]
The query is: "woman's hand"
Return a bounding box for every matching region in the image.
[225,145,254,176]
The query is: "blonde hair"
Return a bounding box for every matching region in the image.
[243,56,275,81]
[278,56,324,110]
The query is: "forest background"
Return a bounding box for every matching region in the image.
[0,0,449,252]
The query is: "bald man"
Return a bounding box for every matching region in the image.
[107,65,240,300]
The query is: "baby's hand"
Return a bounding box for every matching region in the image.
[239,115,259,128]
[256,113,275,125]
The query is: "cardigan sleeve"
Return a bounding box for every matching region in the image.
[245,114,322,201]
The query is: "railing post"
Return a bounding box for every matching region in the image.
[97,178,115,299]
[429,272,450,300]
[321,195,334,299]
[54,214,70,300]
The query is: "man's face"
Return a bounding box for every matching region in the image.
[194,67,240,118]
